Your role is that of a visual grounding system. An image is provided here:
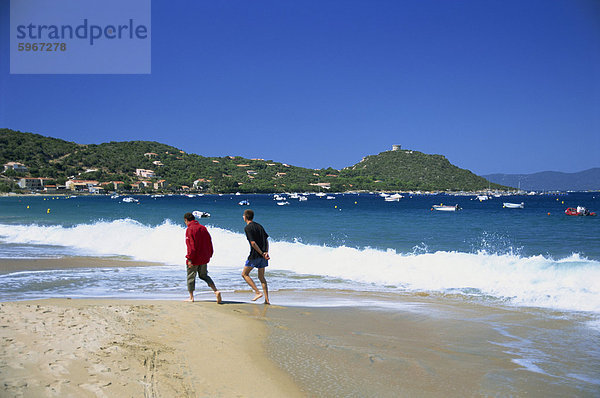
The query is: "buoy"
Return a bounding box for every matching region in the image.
[26,205,29,209]
[334,205,337,209]
[562,201,564,204]
[47,209,50,214]
[547,212,551,216]
[354,201,357,204]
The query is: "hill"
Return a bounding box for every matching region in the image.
[1,128,502,193]
[341,149,504,191]
[483,169,600,191]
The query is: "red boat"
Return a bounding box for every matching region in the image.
[565,207,596,216]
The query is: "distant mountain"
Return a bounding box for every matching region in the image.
[483,168,600,191]
[1,128,505,192]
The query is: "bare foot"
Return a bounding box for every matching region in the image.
[251,292,263,302]
[215,291,222,304]
[184,297,194,302]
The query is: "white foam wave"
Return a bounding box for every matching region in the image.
[1,220,599,313]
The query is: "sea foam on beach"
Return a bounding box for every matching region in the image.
[1,219,599,314]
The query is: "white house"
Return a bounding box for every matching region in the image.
[4,162,28,173]
[136,169,155,179]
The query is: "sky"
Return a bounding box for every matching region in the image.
[1,0,599,175]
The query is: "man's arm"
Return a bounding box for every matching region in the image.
[250,240,270,260]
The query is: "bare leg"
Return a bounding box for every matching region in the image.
[205,283,222,304]
[242,266,262,301]
[184,291,194,302]
[257,268,269,305]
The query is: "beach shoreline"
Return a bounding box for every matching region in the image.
[0,257,165,274]
[2,295,598,397]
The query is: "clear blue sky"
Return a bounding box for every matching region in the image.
[1,0,599,175]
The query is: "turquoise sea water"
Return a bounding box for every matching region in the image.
[0,192,599,312]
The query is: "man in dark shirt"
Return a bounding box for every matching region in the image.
[184,212,221,303]
[242,209,270,304]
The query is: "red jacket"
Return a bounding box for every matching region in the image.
[185,220,213,265]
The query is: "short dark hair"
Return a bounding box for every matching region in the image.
[184,212,195,221]
[243,209,254,220]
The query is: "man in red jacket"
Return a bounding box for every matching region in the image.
[184,212,222,303]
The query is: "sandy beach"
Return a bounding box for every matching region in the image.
[0,299,304,397]
[1,259,599,397]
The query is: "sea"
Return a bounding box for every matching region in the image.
[1,192,599,394]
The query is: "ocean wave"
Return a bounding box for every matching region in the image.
[1,220,599,313]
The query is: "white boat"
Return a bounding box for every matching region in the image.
[326,196,336,200]
[238,200,250,206]
[298,196,308,202]
[276,201,290,206]
[476,195,490,201]
[315,192,327,197]
[122,197,138,203]
[503,202,524,209]
[192,210,210,218]
[384,194,403,202]
[432,204,460,212]
[110,194,120,199]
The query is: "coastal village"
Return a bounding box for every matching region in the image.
[2,152,336,195]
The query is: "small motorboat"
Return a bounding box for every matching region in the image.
[432,204,460,212]
[238,200,250,206]
[122,197,138,203]
[276,201,290,206]
[192,210,210,218]
[384,194,403,202]
[503,202,524,209]
[565,207,596,216]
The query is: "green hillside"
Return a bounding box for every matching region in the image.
[341,149,504,191]
[0,128,504,193]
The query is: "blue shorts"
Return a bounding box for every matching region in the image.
[245,257,268,269]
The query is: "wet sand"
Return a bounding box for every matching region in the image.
[262,292,600,397]
[0,257,162,274]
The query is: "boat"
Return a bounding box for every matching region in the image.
[273,194,286,201]
[238,200,250,206]
[110,194,120,199]
[503,202,524,209]
[326,196,336,200]
[476,195,490,201]
[565,207,596,216]
[315,192,327,197]
[384,193,403,202]
[192,210,210,218]
[122,197,138,203]
[432,204,460,212]
[298,196,308,202]
[276,201,290,206]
